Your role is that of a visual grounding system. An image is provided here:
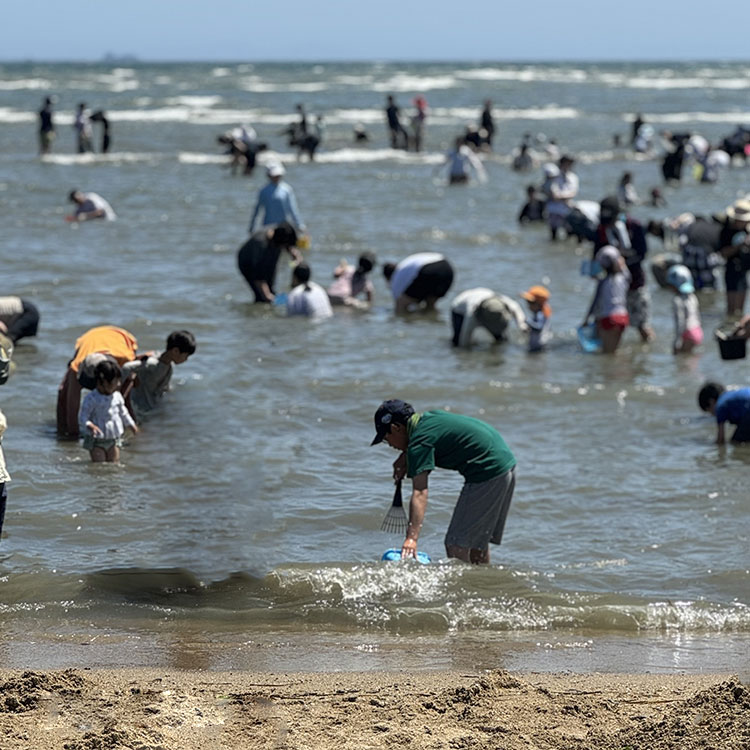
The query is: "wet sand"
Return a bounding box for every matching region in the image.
[1,668,748,749]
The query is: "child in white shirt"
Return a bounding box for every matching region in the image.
[79,359,138,462]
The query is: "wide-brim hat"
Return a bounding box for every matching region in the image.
[726,198,750,223]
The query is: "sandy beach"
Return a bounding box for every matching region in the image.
[1,668,748,749]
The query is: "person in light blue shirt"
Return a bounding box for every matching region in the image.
[248,163,306,233]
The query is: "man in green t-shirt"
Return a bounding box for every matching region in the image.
[370,399,516,564]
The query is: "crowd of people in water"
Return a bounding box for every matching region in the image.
[3,92,750,563]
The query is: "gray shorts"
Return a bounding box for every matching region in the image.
[444,468,516,550]
[626,286,651,329]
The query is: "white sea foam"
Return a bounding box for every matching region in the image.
[642,111,750,124]
[458,67,589,84]
[212,67,232,77]
[178,152,228,165]
[239,78,330,93]
[600,73,750,89]
[0,107,35,123]
[0,78,53,90]
[41,152,161,165]
[165,95,223,108]
[371,74,458,92]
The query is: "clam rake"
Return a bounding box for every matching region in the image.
[380,479,408,534]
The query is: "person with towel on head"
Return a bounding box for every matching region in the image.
[56,325,139,438]
[370,399,517,564]
[450,288,527,347]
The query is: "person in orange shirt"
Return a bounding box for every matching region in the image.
[56,326,138,438]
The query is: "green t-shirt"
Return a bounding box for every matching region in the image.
[406,410,516,484]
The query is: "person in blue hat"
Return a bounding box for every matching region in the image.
[370,399,516,564]
[665,264,703,354]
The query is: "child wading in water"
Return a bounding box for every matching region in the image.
[665,264,703,354]
[520,285,552,352]
[79,359,138,462]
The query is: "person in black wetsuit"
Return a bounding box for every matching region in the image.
[90,110,111,153]
[38,96,55,155]
[385,95,408,150]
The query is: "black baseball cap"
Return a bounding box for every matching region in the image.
[370,399,415,445]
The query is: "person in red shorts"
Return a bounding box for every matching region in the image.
[582,245,631,354]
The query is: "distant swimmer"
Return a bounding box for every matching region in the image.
[385,95,409,150]
[38,96,55,155]
[248,163,306,234]
[66,190,117,221]
[237,222,302,303]
[90,110,111,153]
[353,123,369,143]
[78,359,139,463]
[450,288,528,347]
[73,102,93,153]
[327,252,376,308]
[443,137,487,185]
[383,252,454,314]
[410,96,427,153]
[0,297,40,344]
[369,399,517,564]
[286,263,333,320]
[480,100,495,149]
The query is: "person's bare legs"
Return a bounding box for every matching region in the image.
[106,444,120,463]
[446,543,490,564]
[598,324,624,354]
[727,290,746,317]
[90,447,107,463]
[638,324,655,342]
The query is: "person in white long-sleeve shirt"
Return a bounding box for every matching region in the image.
[451,288,528,347]
[79,359,138,463]
[544,155,578,240]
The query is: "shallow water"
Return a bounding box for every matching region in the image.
[0,61,749,673]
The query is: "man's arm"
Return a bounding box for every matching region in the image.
[716,421,726,445]
[401,471,429,559]
[248,196,262,233]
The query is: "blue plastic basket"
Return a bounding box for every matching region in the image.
[381,548,431,564]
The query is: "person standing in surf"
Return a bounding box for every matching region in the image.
[370,399,517,564]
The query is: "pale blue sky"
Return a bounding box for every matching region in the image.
[3,0,748,61]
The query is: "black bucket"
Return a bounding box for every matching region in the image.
[716,330,747,360]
